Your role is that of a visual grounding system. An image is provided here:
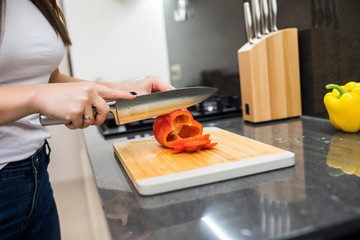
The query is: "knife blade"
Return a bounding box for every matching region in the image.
[269,0,278,31]
[39,86,218,126]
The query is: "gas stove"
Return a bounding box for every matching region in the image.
[98,94,242,138]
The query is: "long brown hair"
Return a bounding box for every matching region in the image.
[0,0,5,44]
[0,0,71,46]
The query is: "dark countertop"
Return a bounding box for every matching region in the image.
[82,116,360,240]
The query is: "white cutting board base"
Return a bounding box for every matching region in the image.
[114,127,295,195]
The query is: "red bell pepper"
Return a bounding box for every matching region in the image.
[153,109,217,153]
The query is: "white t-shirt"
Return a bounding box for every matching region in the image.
[0,0,66,169]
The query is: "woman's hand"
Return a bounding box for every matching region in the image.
[103,76,175,95]
[46,76,175,129]
[46,70,176,129]
[35,82,136,129]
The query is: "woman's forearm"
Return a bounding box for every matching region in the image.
[49,68,84,83]
[0,68,82,125]
[49,70,174,94]
[0,84,43,125]
[98,76,175,95]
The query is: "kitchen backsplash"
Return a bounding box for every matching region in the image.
[163,0,360,119]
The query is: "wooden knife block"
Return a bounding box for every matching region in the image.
[237,28,302,123]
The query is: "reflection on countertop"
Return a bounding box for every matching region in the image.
[327,132,360,177]
[82,115,360,240]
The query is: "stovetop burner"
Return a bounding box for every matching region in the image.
[98,94,242,138]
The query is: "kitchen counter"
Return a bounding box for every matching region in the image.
[82,116,360,240]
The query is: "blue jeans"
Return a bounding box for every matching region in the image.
[0,141,60,240]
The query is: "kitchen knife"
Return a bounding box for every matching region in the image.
[269,0,278,31]
[243,2,254,44]
[39,86,218,126]
[260,0,270,35]
[251,0,262,38]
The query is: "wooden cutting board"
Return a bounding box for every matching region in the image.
[113,127,295,195]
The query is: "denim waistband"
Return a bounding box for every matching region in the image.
[0,140,51,178]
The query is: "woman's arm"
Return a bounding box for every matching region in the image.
[99,76,175,96]
[49,68,84,84]
[0,84,41,125]
[49,68,175,95]
[0,68,136,128]
[0,69,174,129]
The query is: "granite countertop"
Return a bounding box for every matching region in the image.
[82,116,360,240]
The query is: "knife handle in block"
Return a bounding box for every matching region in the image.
[281,28,302,117]
[238,39,272,123]
[243,2,253,44]
[269,0,278,32]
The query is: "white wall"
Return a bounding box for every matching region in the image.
[62,0,170,84]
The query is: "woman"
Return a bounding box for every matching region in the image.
[0,0,174,239]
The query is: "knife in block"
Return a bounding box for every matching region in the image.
[237,0,301,123]
[238,0,271,123]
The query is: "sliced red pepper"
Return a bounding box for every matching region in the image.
[201,142,218,149]
[173,144,185,150]
[183,139,210,147]
[167,134,210,147]
[171,144,185,154]
[172,148,185,154]
[185,146,199,152]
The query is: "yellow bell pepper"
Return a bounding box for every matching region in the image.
[323,82,360,133]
